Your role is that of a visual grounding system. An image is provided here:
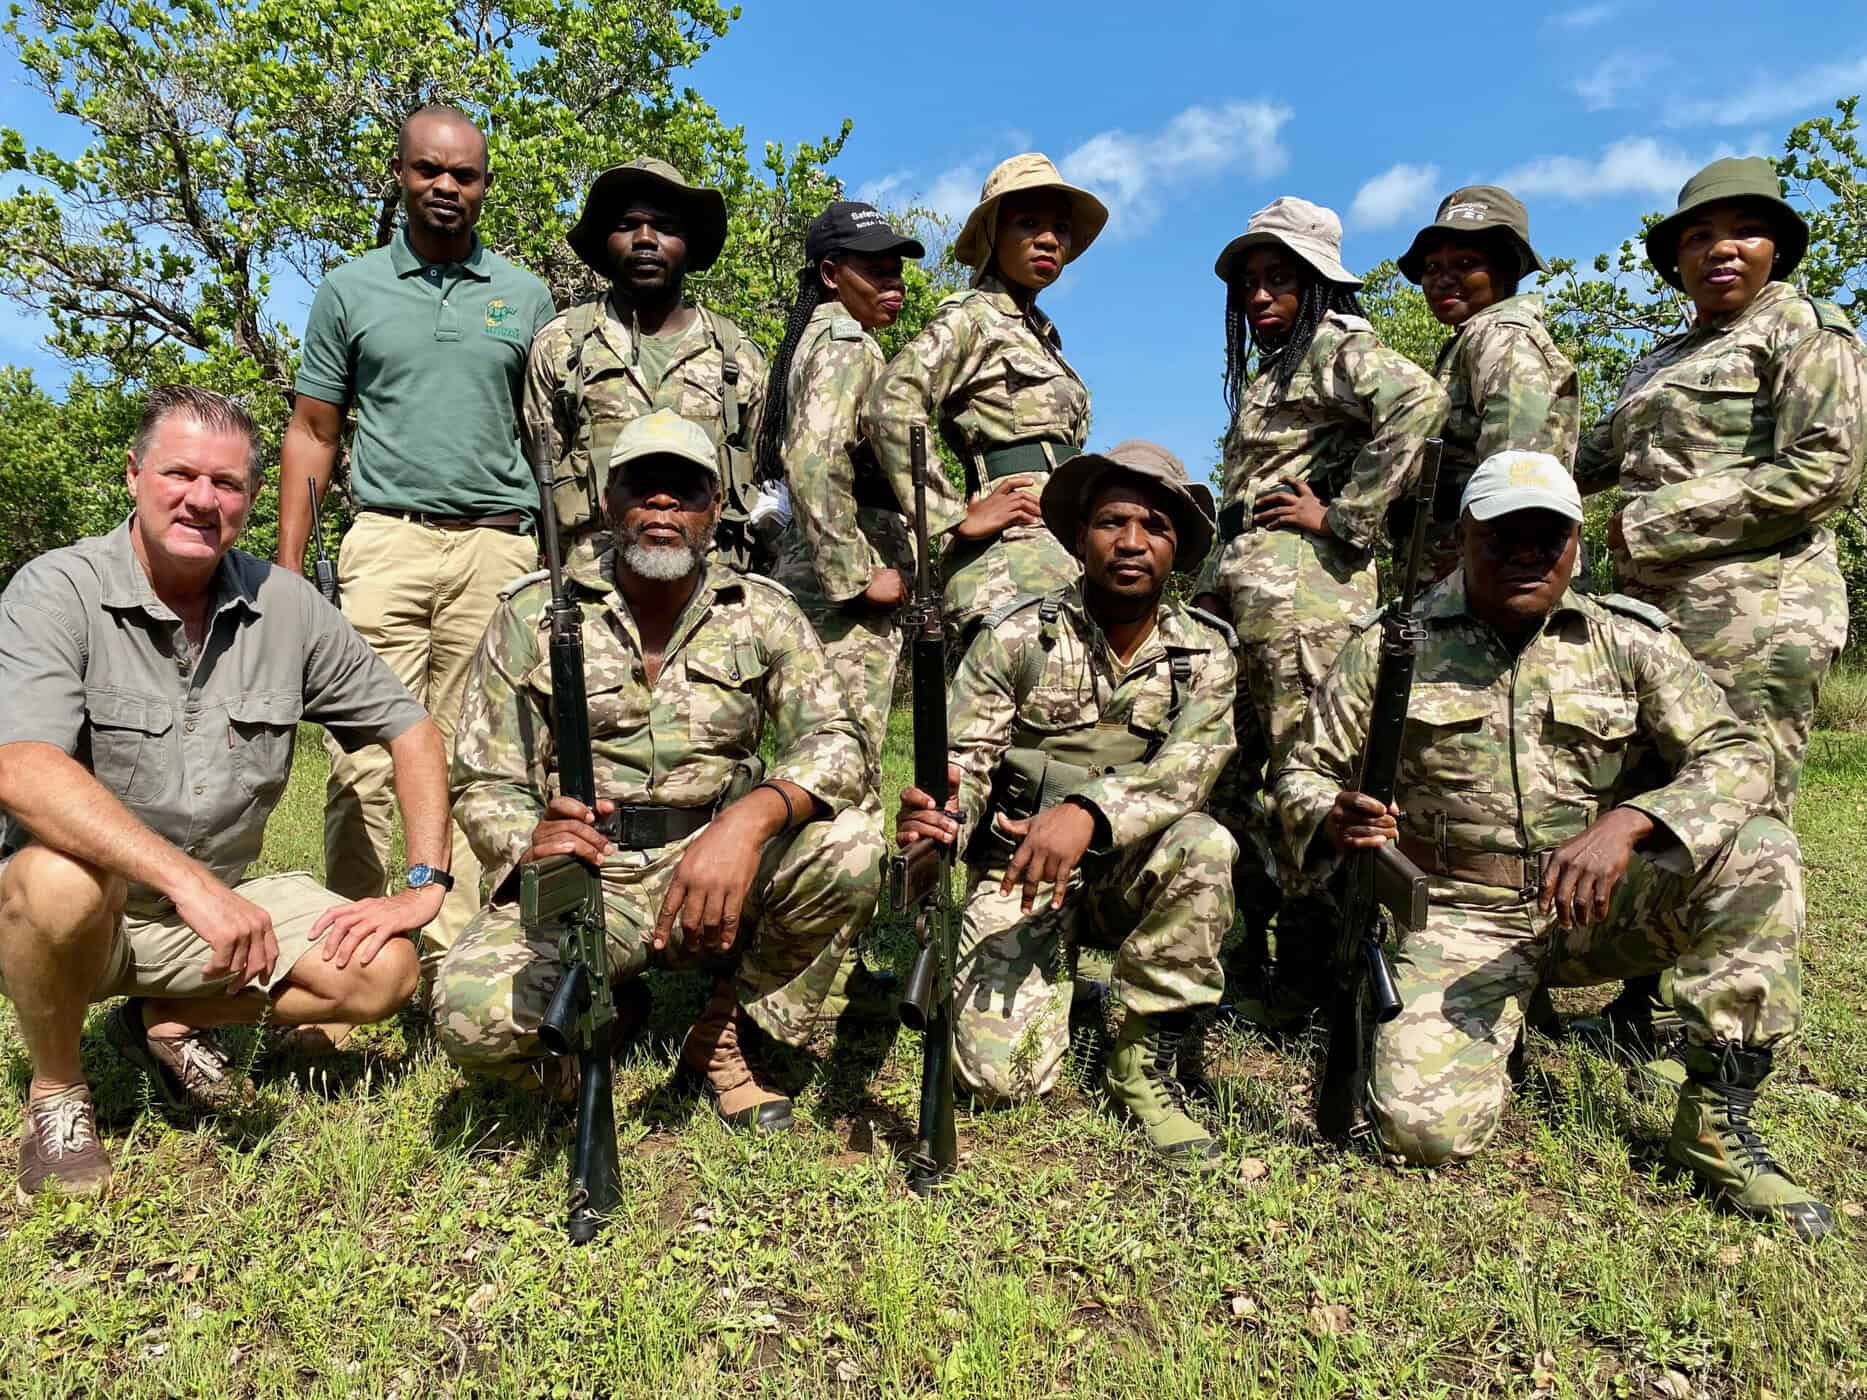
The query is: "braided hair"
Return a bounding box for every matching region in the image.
[1223,272,1367,417]
[754,264,829,482]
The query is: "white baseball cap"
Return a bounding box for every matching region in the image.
[1459,450,1583,523]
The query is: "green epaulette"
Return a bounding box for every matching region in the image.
[1806,296,1860,339]
[1596,592,1672,630]
[829,314,865,342]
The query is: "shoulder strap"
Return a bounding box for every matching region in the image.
[1186,605,1237,649]
[1805,294,1861,339]
[710,310,747,450]
[1595,592,1673,631]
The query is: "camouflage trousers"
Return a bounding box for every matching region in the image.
[803,604,902,798]
[1621,530,1848,820]
[1209,520,1376,897]
[432,806,884,1080]
[954,813,1235,1102]
[1373,815,1802,1166]
[943,497,1081,643]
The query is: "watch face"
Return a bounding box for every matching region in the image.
[407,865,431,887]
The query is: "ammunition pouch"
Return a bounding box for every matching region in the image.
[970,744,1133,864]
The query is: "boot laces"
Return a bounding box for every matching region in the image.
[34,1097,97,1159]
[1719,1081,1784,1177]
[160,1031,230,1089]
[1150,1035,1191,1111]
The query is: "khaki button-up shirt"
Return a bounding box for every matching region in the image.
[0,522,428,910]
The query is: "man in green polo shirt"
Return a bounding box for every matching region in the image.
[276,105,555,1021]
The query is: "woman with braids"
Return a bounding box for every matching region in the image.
[1190,197,1445,1009]
[760,201,926,788]
[866,154,1107,640]
[1396,185,1579,579]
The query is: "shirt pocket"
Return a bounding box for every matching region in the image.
[1546,688,1638,801]
[1407,683,1495,791]
[227,692,304,806]
[1001,347,1080,439]
[85,690,173,806]
[1654,356,1764,456]
[684,642,767,749]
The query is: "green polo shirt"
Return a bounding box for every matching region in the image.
[296,231,556,520]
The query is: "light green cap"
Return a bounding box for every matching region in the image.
[1459,450,1582,523]
[607,409,719,481]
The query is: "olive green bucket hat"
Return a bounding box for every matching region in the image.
[1214,196,1360,288]
[1644,156,1807,291]
[568,158,730,276]
[1040,439,1216,571]
[953,153,1109,271]
[1398,185,1548,284]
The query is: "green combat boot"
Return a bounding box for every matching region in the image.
[1668,1041,1834,1243]
[1104,1011,1220,1169]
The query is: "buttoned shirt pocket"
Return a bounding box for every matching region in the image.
[1000,347,1080,440]
[1407,684,1494,792]
[85,690,173,806]
[227,692,304,805]
[1654,355,1764,455]
[1546,688,1638,800]
[684,642,767,747]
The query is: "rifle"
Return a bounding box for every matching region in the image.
[889,424,959,1193]
[1316,438,1443,1143]
[521,424,621,1244]
[306,481,340,607]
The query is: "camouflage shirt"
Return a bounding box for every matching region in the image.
[1434,293,1580,480]
[1575,280,1867,583]
[1204,312,1448,583]
[772,300,910,605]
[948,586,1237,855]
[865,273,1090,538]
[1275,574,1773,880]
[451,556,864,894]
[523,294,768,543]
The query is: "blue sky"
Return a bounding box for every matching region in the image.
[4,0,1865,478]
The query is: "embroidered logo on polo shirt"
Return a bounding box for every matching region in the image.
[484,298,528,345]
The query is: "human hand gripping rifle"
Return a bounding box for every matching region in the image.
[889,425,959,1193]
[306,480,340,607]
[520,422,621,1244]
[1316,438,1442,1143]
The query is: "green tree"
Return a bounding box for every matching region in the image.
[1358,258,1450,374]
[0,368,140,587]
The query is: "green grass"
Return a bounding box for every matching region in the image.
[1816,656,1867,735]
[4,724,1867,1397]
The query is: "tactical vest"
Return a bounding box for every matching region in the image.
[554,299,765,571]
[974,597,1195,861]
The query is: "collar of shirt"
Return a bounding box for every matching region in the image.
[596,294,710,370]
[1688,276,1796,340]
[568,549,740,658]
[1057,581,1171,676]
[390,228,490,281]
[973,273,1062,348]
[1423,569,1592,650]
[97,519,264,624]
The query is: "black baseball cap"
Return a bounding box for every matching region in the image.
[805,202,925,265]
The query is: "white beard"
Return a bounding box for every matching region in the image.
[622,539,699,581]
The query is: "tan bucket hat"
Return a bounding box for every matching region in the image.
[953,153,1109,271]
[1644,156,1807,291]
[568,158,730,276]
[1214,196,1360,288]
[1040,440,1216,571]
[1398,185,1548,284]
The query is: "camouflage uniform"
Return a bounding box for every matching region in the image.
[1420,293,1580,577]
[1199,313,1447,887]
[433,555,881,1077]
[1577,280,1867,819]
[770,301,912,788]
[946,586,1238,1101]
[866,273,1090,638]
[524,295,768,561]
[1275,574,1799,1164]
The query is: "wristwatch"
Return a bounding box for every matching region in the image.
[405,864,455,893]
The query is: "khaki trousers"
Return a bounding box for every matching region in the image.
[323,512,537,967]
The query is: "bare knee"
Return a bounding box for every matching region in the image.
[0,847,126,948]
[332,936,419,1024]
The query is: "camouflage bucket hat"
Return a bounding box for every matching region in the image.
[1644,156,1808,291]
[568,158,730,276]
[607,408,720,484]
[1041,439,1216,571]
[1398,185,1548,284]
[953,153,1109,271]
[1214,196,1360,288]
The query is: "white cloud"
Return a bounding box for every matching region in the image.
[1494,134,1772,203]
[859,99,1292,242]
[1348,162,1440,230]
[1664,54,1867,128]
[1572,50,1666,111]
[1058,100,1292,234]
[1547,2,1619,29]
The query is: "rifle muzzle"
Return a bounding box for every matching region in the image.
[539,960,592,1057]
[899,942,938,1033]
